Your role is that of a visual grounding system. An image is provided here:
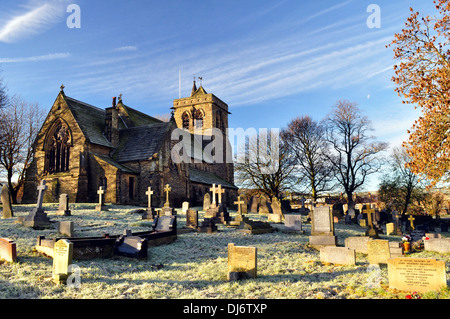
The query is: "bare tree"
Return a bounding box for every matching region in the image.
[234,129,296,199]
[0,96,45,203]
[283,116,336,202]
[324,99,388,213]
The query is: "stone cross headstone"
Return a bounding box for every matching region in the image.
[56,194,71,216]
[146,187,154,208]
[163,184,172,208]
[203,193,211,211]
[227,243,257,281]
[52,239,73,285]
[95,186,108,212]
[408,215,416,230]
[210,184,217,206]
[1,185,13,219]
[388,258,447,293]
[22,180,51,229]
[143,187,156,220]
[217,185,225,205]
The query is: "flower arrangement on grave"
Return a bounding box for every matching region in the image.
[401,235,411,253]
[405,291,421,299]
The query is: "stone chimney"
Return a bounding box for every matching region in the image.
[104,97,119,148]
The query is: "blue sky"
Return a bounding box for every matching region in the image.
[0,0,436,191]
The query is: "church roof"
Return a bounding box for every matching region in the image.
[189,168,238,189]
[114,122,172,162]
[65,96,114,148]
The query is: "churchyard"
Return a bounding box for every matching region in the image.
[0,197,449,299]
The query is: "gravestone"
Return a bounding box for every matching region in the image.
[56,194,71,216]
[365,209,380,239]
[268,197,284,223]
[95,186,108,212]
[386,223,395,236]
[236,195,248,215]
[391,210,402,235]
[230,196,247,226]
[198,218,218,233]
[424,238,450,253]
[58,221,74,237]
[114,230,148,259]
[154,215,175,232]
[389,241,403,258]
[367,240,391,265]
[52,239,73,285]
[143,186,156,220]
[203,193,211,211]
[182,201,189,213]
[185,209,199,229]
[320,247,356,266]
[1,185,13,219]
[388,258,447,293]
[163,184,172,208]
[249,196,259,213]
[258,196,271,215]
[309,206,337,249]
[282,214,304,234]
[344,236,373,254]
[23,180,52,229]
[0,238,17,262]
[227,243,257,281]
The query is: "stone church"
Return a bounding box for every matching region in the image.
[22,81,237,207]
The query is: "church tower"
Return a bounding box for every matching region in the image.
[172,79,230,136]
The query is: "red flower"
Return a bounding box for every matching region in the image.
[406,295,412,299]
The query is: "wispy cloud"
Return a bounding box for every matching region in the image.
[0,0,68,43]
[0,52,71,63]
[113,46,138,52]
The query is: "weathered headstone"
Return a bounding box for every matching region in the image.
[23,180,52,229]
[388,258,447,293]
[58,221,74,237]
[389,241,403,258]
[424,238,450,253]
[154,215,175,232]
[309,206,336,249]
[56,194,71,216]
[185,209,199,229]
[182,201,189,213]
[249,196,259,213]
[52,239,73,285]
[367,240,391,265]
[386,223,395,236]
[0,238,17,262]
[320,247,356,266]
[114,230,148,259]
[282,214,304,234]
[203,193,211,211]
[344,236,373,254]
[258,196,271,215]
[269,197,284,223]
[1,185,13,219]
[95,186,108,212]
[227,243,257,281]
[198,218,218,233]
[365,208,380,239]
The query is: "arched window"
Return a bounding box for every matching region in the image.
[45,122,71,174]
[182,112,190,130]
[194,109,203,130]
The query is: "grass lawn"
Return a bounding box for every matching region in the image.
[0,203,449,300]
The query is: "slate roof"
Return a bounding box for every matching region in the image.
[114,122,172,162]
[65,96,114,148]
[189,169,238,189]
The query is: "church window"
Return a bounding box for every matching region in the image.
[182,112,190,130]
[45,122,71,174]
[194,109,203,130]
